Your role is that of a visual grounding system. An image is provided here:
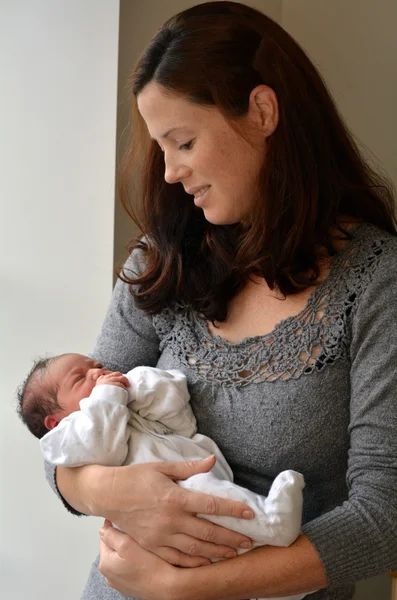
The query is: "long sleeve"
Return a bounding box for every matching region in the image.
[91,249,161,373]
[302,242,397,585]
[127,367,197,438]
[41,385,131,467]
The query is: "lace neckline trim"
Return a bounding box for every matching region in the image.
[192,222,366,349]
[153,222,392,384]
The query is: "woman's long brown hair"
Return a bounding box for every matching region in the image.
[118,1,396,322]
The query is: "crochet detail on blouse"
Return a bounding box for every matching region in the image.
[153,225,394,386]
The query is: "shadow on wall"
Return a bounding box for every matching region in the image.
[354,574,391,599]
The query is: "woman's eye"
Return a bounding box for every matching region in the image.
[178,140,194,151]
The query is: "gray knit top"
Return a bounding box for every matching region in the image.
[46,223,397,600]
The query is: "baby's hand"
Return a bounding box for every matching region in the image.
[96,372,130,390]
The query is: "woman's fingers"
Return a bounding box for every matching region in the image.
[99,520,127,554]
[170,532,238,559]
[159,456,217,480]
[179,487,254,520]
[99,521,181,599]
[99,520,212,568]
[156,546,210,567]
[99,521,235,566]
[181,515,252,550]
[157,459,255,520]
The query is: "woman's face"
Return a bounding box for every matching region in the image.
[137,83,267,225]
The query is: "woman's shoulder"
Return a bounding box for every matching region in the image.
[118,241,193,340]
[335,222,397,287]
[353,221,397,254]
[336,222,397,322]
[122,241,149,278]
[311,223,397,343]
[152,302,193,344]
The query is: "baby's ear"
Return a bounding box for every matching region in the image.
[44,414,62,431]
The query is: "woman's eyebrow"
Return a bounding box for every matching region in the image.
[150,126,187,140]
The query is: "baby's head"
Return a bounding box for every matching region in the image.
[17,353,107,439]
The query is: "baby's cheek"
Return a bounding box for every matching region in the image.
[85,381,98,394]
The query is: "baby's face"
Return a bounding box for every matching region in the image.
[50,354,110,417]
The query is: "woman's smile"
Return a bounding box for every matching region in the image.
[191,185,210,206]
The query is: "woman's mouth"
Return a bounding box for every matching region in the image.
[193,186,210,206]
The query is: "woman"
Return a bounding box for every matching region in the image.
[47,2,397,599]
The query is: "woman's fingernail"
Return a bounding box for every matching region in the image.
[242,510,253,519]
[225,551,237,558]
[240,541,251,549]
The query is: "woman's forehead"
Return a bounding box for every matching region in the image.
[137,82,215,138]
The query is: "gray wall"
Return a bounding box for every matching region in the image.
[282,0,397,192]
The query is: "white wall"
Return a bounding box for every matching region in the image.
[0,1,119,599]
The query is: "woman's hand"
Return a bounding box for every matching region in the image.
[99,523,328,600]
[95,456,253,567]
[99,520,181,600]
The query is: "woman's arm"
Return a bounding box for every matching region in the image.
[301,243,397,586]
[99,523,327,600]
[97,239,397,598]
[56,457,256,567]
[177,533,327,600]
[55,464,110,516]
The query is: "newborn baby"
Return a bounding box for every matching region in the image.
[19,353,308,600]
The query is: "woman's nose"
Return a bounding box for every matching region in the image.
[164,155,190,184]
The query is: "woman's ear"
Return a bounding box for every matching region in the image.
[248,85,279,137]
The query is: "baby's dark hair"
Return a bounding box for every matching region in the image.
[17,356,62,439]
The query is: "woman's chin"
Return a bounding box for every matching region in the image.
[201,208,241,226]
